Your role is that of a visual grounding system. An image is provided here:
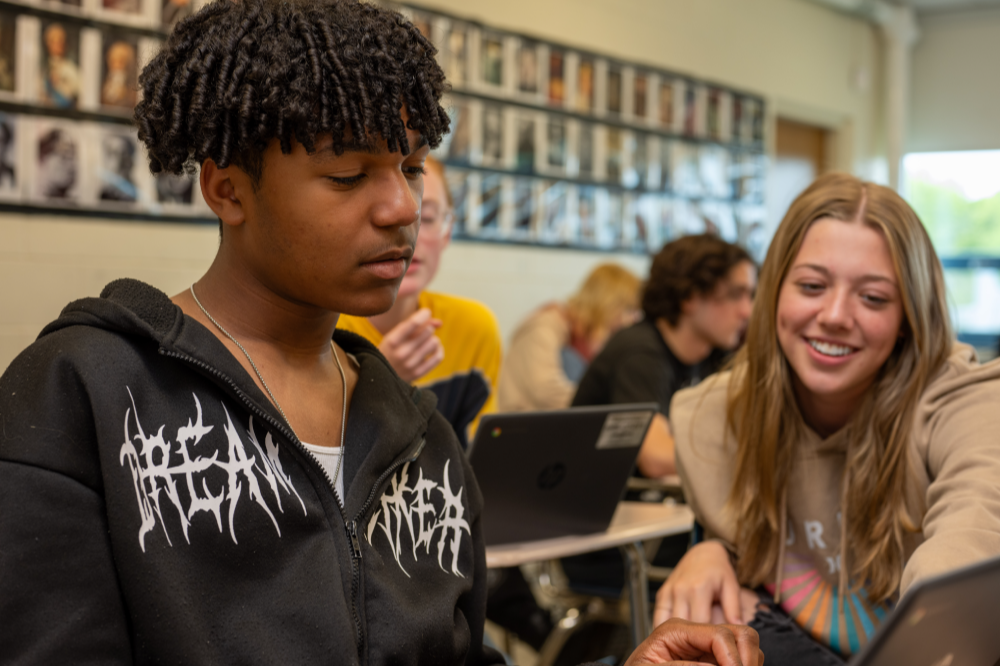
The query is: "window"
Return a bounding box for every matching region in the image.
[903,150,1000,354]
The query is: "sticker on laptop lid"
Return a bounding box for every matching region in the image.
[595,411,654,449]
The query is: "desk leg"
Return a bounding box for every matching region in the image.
[620,540,651,649]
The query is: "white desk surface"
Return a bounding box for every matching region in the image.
[485,501,694,569]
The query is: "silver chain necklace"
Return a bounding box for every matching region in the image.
[189,284,348,497]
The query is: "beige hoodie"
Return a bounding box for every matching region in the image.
[672,345,1000,656]
[497,305,576,412]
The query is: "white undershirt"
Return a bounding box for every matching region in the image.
[300,442,344,506]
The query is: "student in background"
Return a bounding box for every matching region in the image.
[498,263,640,413]
[338,156,502,449]
[560,235,754,612]
[657,173,1000,665]
[572,234,756,478]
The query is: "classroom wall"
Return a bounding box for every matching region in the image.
[0,0,883,371]
[908,6,1000,153]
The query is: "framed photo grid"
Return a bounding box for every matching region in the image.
[396,2,767,255]
[0,0,211,219]
[0,0,769,236]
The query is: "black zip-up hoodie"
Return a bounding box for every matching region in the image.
[0,279,505,665]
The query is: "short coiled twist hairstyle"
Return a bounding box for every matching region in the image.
[134,0,450,185]
[642,234,752,326]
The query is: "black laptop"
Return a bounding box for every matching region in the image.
[849,554,1000,666]
[468,403,657,546]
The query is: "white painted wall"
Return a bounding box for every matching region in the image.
[909,7,1000,153]
[0,0,884,371]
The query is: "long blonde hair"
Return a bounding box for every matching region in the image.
[726,173,953,602]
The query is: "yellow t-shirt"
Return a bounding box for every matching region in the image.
[337,291,502,449]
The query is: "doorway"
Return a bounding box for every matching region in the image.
[768,118,832,232]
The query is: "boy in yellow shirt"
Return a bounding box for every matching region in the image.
[338,157,501,449]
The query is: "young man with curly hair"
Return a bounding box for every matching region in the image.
[563,235,755,602]
[574,234,755,476]
[0,2,763,664]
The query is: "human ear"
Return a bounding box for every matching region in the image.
[680,294,701,315]
[200,158,245,230]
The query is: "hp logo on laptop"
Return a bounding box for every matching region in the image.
[537,463,566,490]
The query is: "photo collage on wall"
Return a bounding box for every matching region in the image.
[0,0,211,216]
[396,2,767,255]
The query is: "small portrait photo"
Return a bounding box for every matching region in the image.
[672,141,703,196]
[634,73,648,120]
[39,21,81,109]
[626,196,649,252]
[659,137,672,191]
[0,113,18,196]
[683,85,697,136]
[607,65,622,115]
[548,50,564,106]
[707,89,721,141]
[513,178,534,236]
[515,114,534,174]
[732,96,745,143]
[538,180,570,244]
[627,133,648,189]
[751,99,765,142]
[577,122,594,178]
[659,80,674,128]
[606,128,623,184]
[577,185,597,245]
[410,11,433,41]
[100,34,139,111]
[517,41,538,94]
[481,104,503,166]
[576,58,594,112]
[445,168,469,231]
[35,124,78,201]
[162,0,194,32]
[481,33,503,87]
[0,10,16,94]
[546,116,566,171]
[600,191,624,250]
[478,173,502,232]
[103,0,142,15]
[435,101,470,165]
[155,171,195,205]
[637,194,664,251]
[98,130,138,203]
[699,145,730,199]
[446,25,467,87]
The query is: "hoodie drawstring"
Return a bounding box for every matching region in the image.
[774,489,788,604]
[839,465,850,604]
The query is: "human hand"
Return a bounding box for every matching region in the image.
[623,618,763,666]
[654,541,744,626]
[708,588,762,626]
[378,308,443,383]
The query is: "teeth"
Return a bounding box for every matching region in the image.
[809,339,853,357]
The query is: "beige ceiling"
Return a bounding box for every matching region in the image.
[895,0,1000,13]
[804,0,1000,15]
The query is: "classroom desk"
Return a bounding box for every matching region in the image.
[626,474,684,499]
[485,501,694,647]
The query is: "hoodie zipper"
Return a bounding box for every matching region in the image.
[344,434,427,660]
[159,348,427,663]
